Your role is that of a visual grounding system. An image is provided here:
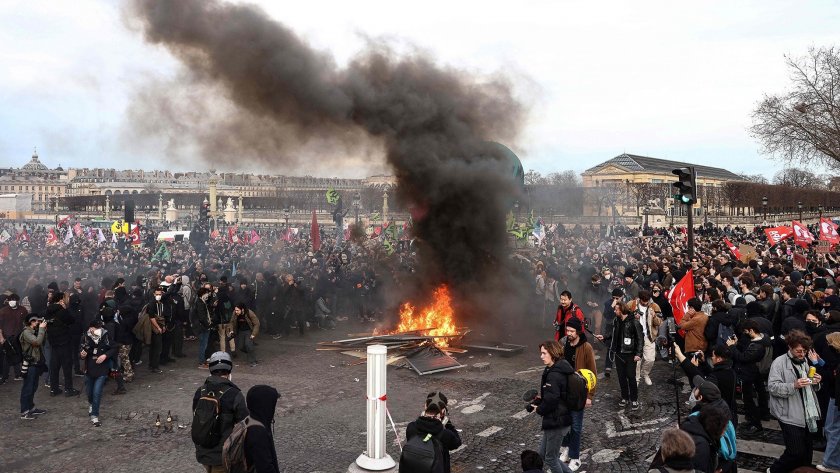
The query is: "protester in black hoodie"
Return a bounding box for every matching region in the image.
[404,391,462,473]
[244,385,281,473]
[45,291,79,397]
[533,340,574,473]
[679,404,728,473]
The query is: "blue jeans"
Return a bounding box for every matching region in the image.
[20,364,40,414]
[198,329,210,364]
[539,426,573,473]
[823,398,840,469]
[85,375,107,417]
[561,409,584,459]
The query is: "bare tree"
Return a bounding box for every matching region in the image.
[524,170,547,185]
[544,170,582,187]
[737,173,769,184]
[750,47,840,170]
[772,168,826,188]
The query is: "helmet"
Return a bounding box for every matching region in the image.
[208,351,233,373]
[578,368,597,392]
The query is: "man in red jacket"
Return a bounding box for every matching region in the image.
[554,291,585,341]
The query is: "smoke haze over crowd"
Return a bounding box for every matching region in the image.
[126,0,528,320]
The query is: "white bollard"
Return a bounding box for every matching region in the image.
[353,344,396,471]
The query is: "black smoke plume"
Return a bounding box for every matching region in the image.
[127,0,527,325]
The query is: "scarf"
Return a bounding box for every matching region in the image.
[790,355,821,432]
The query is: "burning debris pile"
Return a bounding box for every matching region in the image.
[319,285,523,375]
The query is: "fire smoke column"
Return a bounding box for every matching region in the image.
[127,0,526,318]
[353,344,395,472]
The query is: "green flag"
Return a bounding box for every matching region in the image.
[383,239,395,255]
[370,211,381,221]
[325,188,339,205]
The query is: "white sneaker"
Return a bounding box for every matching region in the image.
[568,459,581,471]
[559,446,569,463]
[644,375,652,386]
[91,416,101,427]
[817,465,840,473]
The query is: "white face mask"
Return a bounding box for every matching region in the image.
[155,295,162,301]
[8,300,17,308]
[93,328,103,337]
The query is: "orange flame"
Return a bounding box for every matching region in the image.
[396,285,457,347]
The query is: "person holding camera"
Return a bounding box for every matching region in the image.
[20,314,48,420]
[402,391,462,473]
[673,344,737,429]
[597,301,643,410]
[767,329,822,472]
[531,341,574,473]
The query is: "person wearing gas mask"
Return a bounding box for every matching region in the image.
[79,319,118,427]
[0,293,28,382]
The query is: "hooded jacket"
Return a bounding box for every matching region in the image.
[730,335,772,383]
[704,310,737,347]
[405,414,462,473]
[0,303,28,337]
[80,328,119,378]
[679,414,718,473]
[192,375,249,466]
[244,385,280,473]
[536,359,575,429]
[45,303,75,346]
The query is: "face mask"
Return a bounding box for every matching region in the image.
[8,301,17,308]
[201,294,209,301]
[93,328,103,337]
[807,321,819,330]
[155,295,162,301]
[687,390,699,409]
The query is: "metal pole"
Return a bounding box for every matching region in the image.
[687,203,694,260]
[353,344,396,471]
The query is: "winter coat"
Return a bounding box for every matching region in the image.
[609,314,644,357]
[244,385,280,473]
[536,359,575,429]
[405,415,462,473]
[679,414,719,473]
[704,310,736,348]
[0,305,28,337]
[554,303,585,341]
[192,375,249,466]
[768,353,821,428]
[773,297,799,337]
[627,300,662,343]
[190,297,215,332]
[228,309,260,338]
[730,335,771,383]
[115,305,138,345]
[80,330,119,378]
[20,325,46,364]
[45,303,75,346]
[564,336,598,398]
[679,312,708,353]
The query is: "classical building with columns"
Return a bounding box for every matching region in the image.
[0,151,68,211]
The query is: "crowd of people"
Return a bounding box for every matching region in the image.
[2,217,840,472]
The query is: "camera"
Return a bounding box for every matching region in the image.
[523,388,541,412]
[692,352,702,362]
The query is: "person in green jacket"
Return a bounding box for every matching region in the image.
[20,314,48,420]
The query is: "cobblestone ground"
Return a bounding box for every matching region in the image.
[0,322,683,473]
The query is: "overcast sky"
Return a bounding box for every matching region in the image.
[1,0,838,178]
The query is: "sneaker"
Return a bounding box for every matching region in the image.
[44,381,51,388]
[559,447,569,463]
[568,459,581,471]
[740,425,763,435]
[30,408,46,416]
[644,375,652,386]
[604,369,611,378]
[630,401,641,410]
[65,388,81,397]
[618,399,628,407]
[250,362,258,367]
[13,375,23,381]
[49,390,63,397]
[635,377,641,384]
[20,411,36,420]
[91,416,101,427]
[816,465,840,473]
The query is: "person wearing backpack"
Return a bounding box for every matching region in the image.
[0,293,27,383]
[222,384,281,473]
[726,319,771,434]
[401,391,462,473]
[192,351,249,473]
[532,341,574,473]
[679,404,729,473]
[559,318,597,471]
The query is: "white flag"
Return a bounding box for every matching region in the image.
[0,230,10,243]
[97,228,106,243]
[63,229,73,245]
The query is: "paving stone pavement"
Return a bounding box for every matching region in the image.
[0,324,697,473]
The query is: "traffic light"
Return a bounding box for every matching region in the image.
[672,167,697,205]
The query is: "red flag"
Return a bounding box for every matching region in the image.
[130,225,141,245]
[47,228,58,246]
[250,230,261,244]
[16,230,29,242]
[73,222,82,237]
[819,218,840,245]
[764,226,794,246]
[723,238,741,259]
[792,220,815,247]
[0,245,8,259]
[311,210,321,251]
[668,269,695,329]
[227,226,239,243]
[58,215,71,227]
[210,229,219,240]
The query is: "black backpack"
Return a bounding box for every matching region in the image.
[6,330,26,364]
[565,371,589,412]
[399,432,439,473]
[192,385,235,448]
